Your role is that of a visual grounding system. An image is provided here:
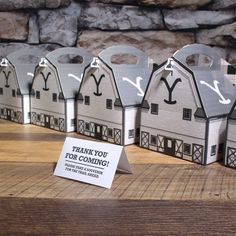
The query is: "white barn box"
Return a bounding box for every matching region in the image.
[77,45,153,145]
[0,48,46,124]
[224,65,236,168]
[30,47,93,132]
[140,44,236,165]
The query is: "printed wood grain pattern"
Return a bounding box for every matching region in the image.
[0,162,235,200]
[0,119,187,164]
[1,197,236,236]
[1,120,236,235]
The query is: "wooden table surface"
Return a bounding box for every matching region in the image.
[1,119,236,235]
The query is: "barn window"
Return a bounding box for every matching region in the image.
[85,96,90,105]
[71,118,76,126]
[184,143,191,155]
[151,103,158,115]
[106,99,112,109]
[36,91,40,99]
[129,129,135,138]
[211,145,216,156]
[54,118,59,126]
[108,128,113,138]
[0,88,3,95]
[52,93,57,102]
[12,89,16,97]
[183,108,192,121]
[85,122,90,131]
[151,135,157,145]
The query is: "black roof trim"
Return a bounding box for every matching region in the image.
[194,108,206,118]
[142,100,150,109]
[229,110,236,120]
[77,92,83,101]
[114,98,122,107]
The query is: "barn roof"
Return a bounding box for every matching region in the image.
[98,45,153,107]
[6,48,47,95]
[169,44,236,118]
[34,47,93,99]
[147,44,236,118]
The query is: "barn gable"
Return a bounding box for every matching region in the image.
[98,45,153,107]
[36,47,94,100]
[77,45,153,145]
[6,48,47,95]
[30,47,93,132]
[173,44,236,118]
[140,43,236,165]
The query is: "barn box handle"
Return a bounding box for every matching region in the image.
[98,45,149,68]
[6,48,47,65]
[0,58,9,67]
[46,47,93,67]
[173,43,221,70]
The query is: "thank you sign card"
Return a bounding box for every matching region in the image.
[54,137,132,189]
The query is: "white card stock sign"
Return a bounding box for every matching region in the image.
[54,137,132,189]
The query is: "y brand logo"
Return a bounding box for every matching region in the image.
[200,80,231,105]
[122,77,144,97]
[40,72,51,91]
[161,77,182,104]
[91,74,105,96]
[3,71,11,88]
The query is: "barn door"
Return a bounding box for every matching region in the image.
[77,120,84,134]
[16,111,22,123]
[31,112,37,124]
[175,139,183,158]
[141,131,149,148]
[114,129,121,145]
[95,124,102,140]
[192,144,204,164]
[227,147,236,168]
[164,137,175,156]
[6,109,11,120]
[45,115,50,128]
[59,118,65,132]
[157,135,164,152]
[102,125,108,141]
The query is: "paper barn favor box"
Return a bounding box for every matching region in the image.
[0,48,46,124]
[140,43,236,165]
[30,47,93,132]
[224,65,236,168]
[77,45,153,145]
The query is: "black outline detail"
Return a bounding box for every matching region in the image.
[91,74,105,96]
[161,77,182,104]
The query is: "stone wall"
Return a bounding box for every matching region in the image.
[0,0,235,64]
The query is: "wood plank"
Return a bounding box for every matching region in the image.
[0,162,236,200]
[1,197,236,235]
[0,119,189,164]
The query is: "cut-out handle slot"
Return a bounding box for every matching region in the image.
[46,47,93,67]
[57,54,83,64]
[111,53,138,65]
[186,54,213,67]
[99,45,148,68]
[173,44,221,70]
